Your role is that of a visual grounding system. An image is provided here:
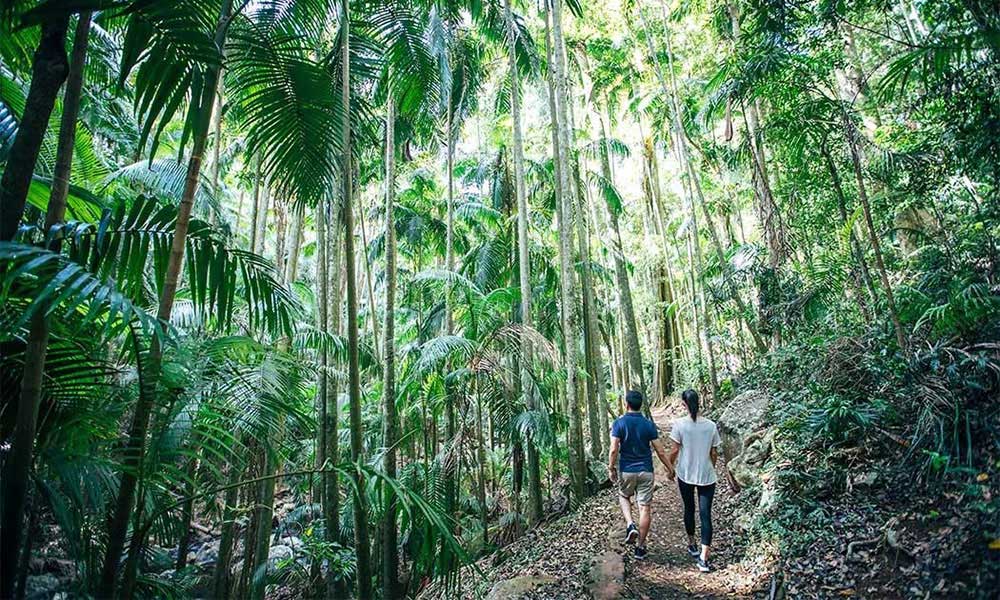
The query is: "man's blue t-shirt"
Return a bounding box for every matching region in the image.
[611,412,659,473]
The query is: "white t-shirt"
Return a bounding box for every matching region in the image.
[669,415,722,486]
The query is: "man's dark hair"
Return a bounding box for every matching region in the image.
[625,390,643,411]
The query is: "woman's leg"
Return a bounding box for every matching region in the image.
[677,479,696,545]
[697,483,716,560]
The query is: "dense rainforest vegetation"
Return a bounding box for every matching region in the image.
[0,0,997,597]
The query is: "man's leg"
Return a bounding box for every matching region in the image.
[636,472,655,548]
[637,504,652,547]
[618,494,634,526]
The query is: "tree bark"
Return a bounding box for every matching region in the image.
[99,3,234,596]
[381,95,400,599]
[0,16,70,242]
[341,3,373,596]
[0,14,87,599]
[547,0,586,503]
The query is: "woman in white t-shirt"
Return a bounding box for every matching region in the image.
[666,389,721,573]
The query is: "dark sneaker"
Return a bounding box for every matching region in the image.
[634,546,648,560]
[697,557,711,573]
[624,523,639,545]
[687,544,699,558]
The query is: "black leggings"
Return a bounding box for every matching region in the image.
[678,479,716,546]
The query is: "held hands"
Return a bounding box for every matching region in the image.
[609,466,618,483]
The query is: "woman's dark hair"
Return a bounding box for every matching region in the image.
[682,389,699,421]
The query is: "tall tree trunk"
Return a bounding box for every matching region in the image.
[357,193,380,359]
[0,17,69,242]
[99,3,234,596]
[174,455,199,570]
[598,106,646,399]
[0,15,88,598]
[475,378,488,546]
[843,115,907,350]
[821,142,875,323]
[211,464,241,599]
[548,0,586,503]
[210,80,224,225]
[341,3,373,596]
[504,0,543,526]
[325,196,343,554]
[284,204,304,284]
[249,154,262,252]
[273,197,288,277]
[381,96,400,600]
[255,183,270,255]
[314,194,330,585]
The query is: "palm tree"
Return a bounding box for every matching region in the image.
[0,12,90,598]
[503,0,543,525]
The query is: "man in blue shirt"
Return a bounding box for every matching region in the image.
[608,390,672,560]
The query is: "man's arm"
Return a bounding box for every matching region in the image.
[652,438,680,479]
[608,436,621,482]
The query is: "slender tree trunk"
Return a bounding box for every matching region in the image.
[357,192,380,359]
[843,115,907,350]
[341,4,373,596]
[821,143,875,323]
[548,0,586,503]
[598,106,646,398]
[211,464,241,599]
[0,17,70,242]
[210,80,224,225]
[475,378,488,546]
[174,455,199,570]
[249,154,262,252]
[381,96,400,600]
[325,196,343,554]
[504,0,543,526]
[99,3,234,596]
[574,161,603,459]
[256,184,271,255]
[284,204,304,284]
[273,197,288,277]
[0,16,88,597]
[314,194,330,571]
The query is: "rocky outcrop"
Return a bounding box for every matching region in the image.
[717,390,775,497]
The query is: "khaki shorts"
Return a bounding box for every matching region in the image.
[618,471,654,506]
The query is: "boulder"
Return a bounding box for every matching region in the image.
[717,390,771,441]
[587,550,624,600]
[25,574,60,600]
[717,390,773,491]
[485,575,558,600]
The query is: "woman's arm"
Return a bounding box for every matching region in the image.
[653,438,680,479]
[710,446,718,468]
